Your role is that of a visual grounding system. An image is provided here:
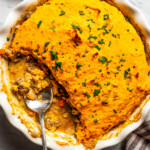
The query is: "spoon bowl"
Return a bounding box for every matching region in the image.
[25,88,53,150]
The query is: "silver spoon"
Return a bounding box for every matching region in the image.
[25,88,53,150]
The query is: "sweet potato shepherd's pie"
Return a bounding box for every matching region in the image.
[1,0,150,149]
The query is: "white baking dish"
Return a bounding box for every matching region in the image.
[0,0,150,149]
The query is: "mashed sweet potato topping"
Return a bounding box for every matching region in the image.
[2,0,150,148]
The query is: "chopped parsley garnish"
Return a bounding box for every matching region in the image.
[75,71,79,77]
[50,26,56,32]
[44,42,50,47]
[94,83,99,87]
[124,71,128,79]
[34,49,39,52]
[76,62,82,68]
[99,69,102,72]
[65,81,69,84]
[104,14,109,20]
[98,56,107,63]
[85,92,91,98]
[102,102,108,105]
[127,29,130,32]
[98,39,105,44]
[42,57,46,60]
[87,100,90,103]
[108,41,111,47]
[116,66,120,70]
[88,35,97,40]
[82,54,86,57]
[127,87,134,92]
[107,81,110,85]
[80,103,83,106]
[87,24,91,31]
[94,45,101,51]
[74,41,79,46]
[71,23,80,31]
[120,58,126,62]
[113,109,117,113]
[124,68,131,79]
[60,10,65,16]
[112,34,116,38]
[59,42,61,45]
[80,30,83,34]
[91,19,95,23]
[93,89,100,96]
[93,119,98,123]
[79,10,85,15]
[50,50,58,60]
[52,61,62,71]
[46,2,51,5]
[82,82,86,87]
[7,37,10,41]
[37,21,42,28]
[126,16,131,22]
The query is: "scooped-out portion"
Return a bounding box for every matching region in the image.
[6,55,75,136]
[1,0,150,149]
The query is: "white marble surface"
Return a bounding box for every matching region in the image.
[0,0,150,150]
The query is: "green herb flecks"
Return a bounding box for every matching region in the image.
[98,56,107,63]
[45,42,50,47]
[50,50,58,60]
[82,82,86,87]
[93,89,100,96]
[102,102,108,105]
[104,14,109,20]
[79,10,85,15]
[88,35,97,40]
[82,54,86,57]
[71,24,80,31]
[60,10,65,16]
[7,37,10,41]
[94,83,99,87]
[34,49,39,52]
[80,103,83,106]
[126,16,131,22]
[124,68,131,79]
[91,19,95,23]
[94,45,101,51]
[37,21,42,28]
[120,58,126,62]
[85,92,91,98]
[42,57,46,60]
[52,61,63,71]
[113,109,117,113]
[50,26,56,32]
[46,2,51,5]
[87,24,91,31]
[76,62,82,68]
[127,87,134,92]
[107,81,110,85]
[108,41,111,47]
[98,39,105,44]
[74,41,79,46]
[93,119,98,123]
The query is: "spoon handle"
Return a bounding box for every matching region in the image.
[39,112,47,150]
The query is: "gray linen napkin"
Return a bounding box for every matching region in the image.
[126,111,150,150]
